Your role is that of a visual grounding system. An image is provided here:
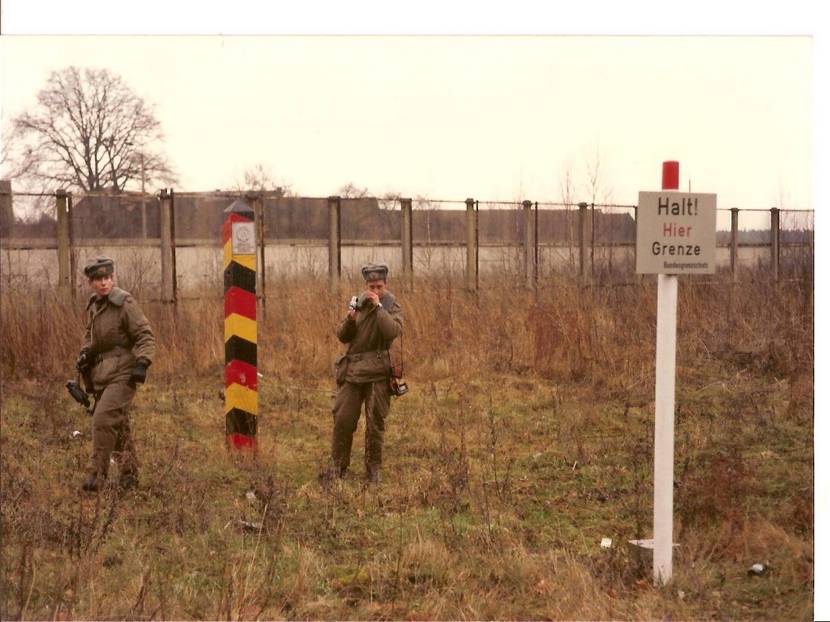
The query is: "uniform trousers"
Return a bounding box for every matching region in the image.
[89,381,138,481]
[331,380,390,475]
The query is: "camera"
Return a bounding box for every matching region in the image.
[348,292,372,312]
[389,378,409,397]
[389,364,408,397]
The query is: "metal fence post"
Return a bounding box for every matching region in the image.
[475,200,480,290]
[522,200,534,291]
[328,195,341,294]
[770,207,780,281]
[534,201,540,285]
[730,208,739,281]
[68,193,77,296]
[56,189,71,296]
[0,180,12,235]
[400,197,413,290]
[171,189,178,303]
[578,202,589,281]
[140,153,147,239]
[159,189,176,303]
[590,202,596,279]
[249,193,266,312]
[465,198,477,292]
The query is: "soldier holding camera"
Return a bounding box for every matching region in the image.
[330,263,404,484]
[75,256,155,492]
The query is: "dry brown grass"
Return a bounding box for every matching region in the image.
[0,266,814,620]
[0,267,813,389]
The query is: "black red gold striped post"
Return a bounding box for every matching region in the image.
[223,198,257,450]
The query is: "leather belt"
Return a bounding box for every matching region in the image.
[347,351,383,362]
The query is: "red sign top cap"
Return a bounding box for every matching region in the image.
[662,161,679,190]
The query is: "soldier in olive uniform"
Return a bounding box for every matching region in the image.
[330,263,403,483]
[75,256,155,492]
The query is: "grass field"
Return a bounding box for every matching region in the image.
[0,272,814,620]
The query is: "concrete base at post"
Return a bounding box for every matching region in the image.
[629,539,680,576]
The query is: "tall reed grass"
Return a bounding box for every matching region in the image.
[0,268,813,393]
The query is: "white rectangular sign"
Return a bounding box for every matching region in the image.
[636,192,717,274]
[231,221,256,255]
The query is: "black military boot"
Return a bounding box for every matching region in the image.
[82,473,102,492]
[318,463,348,487]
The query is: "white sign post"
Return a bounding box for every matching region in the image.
[653,272,677,585]
[636,162,716,586]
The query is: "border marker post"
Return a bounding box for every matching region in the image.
[223,198,258,451]
[653,162,679,585]
[634,161,716,585]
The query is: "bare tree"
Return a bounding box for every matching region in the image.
[8,66,176,193]
[233,163,292,196]
[583,146,614,206]
[337,183,369,199]
[1,123,55,223]
[378,191,401,211]
[374,191,402,239]
[582,146,617,273]
[1,124,33,180]
[414,195,438,270]
[560,165,577,268]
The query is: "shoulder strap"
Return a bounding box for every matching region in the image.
[108,287,130,306]
[386,326,403,376]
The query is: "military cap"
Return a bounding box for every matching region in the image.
[83,255,115,279]
[361,262,389,281]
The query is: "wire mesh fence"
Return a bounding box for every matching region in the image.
[0,187,815,300]
[587,204,637,282]
[780,208,814,280]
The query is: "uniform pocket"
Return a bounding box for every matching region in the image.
[91,357,119,387]
[334,353,348,386]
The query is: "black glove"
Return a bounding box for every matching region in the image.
[76,349,92,373]
[129,358,150,388]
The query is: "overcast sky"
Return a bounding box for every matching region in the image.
[0,34,815,232]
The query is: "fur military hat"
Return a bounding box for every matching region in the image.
[361,262,389,281]
[83,255,115,279]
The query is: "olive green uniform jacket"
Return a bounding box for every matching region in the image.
[83,287,155,480]
[83,287,155,390]
[331,292,403,476]
[334,292,403,384]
